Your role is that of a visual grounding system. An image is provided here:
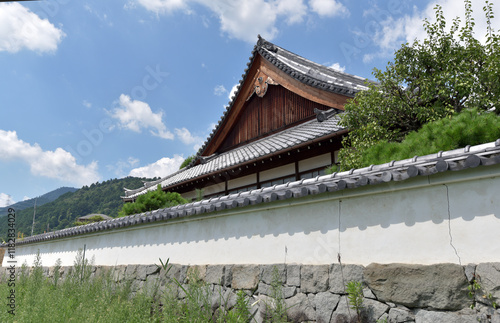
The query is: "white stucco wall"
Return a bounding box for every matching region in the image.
[298,153,331,172]
[260,163,295,181]
[6,164,500,268]
[228,174,257,190]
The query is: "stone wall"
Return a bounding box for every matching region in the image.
[5,262,500,323]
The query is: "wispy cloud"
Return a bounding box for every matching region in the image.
[109,94,174,140]
[214,85,227,96]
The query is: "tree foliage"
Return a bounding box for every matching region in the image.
[0,177,154,240]
[118,184,188,217]
[179,155,195,169]
[359,109,500,167]
[338,0,500,170]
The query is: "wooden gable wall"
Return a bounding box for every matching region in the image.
[218,85,333,152]
[201,54,351,156]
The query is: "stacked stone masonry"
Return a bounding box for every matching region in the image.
[5,262,500,323]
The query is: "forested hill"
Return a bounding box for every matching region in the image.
[0,177,155,241]
[0,187,78,217]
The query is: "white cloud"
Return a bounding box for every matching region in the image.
[214,84,227,96]
[0,3,65,53]
[23,196,30,201]
[175,127,204,151]
[109,94,174,140]
[136,0,309,42]
[0,130,100,186]
[129,155,185,178]
[329,62,345,72]
[309,0,348,18]
[0,193,14,208]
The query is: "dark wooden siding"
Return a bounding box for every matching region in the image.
[219,85,331,152]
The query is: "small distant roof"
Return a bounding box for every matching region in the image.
[78,214,113,220]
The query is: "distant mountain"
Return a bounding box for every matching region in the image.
[0,187,78,217]
[0,177,156,241]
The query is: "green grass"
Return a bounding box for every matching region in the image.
[0,253,156,323]
[1,254,288,322]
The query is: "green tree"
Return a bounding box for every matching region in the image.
[179,155,195,169]
[337,0,499,171]
[118,184,188,217]
[359,109,500,167]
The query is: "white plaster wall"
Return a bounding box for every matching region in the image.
[8,165,500,267]
[298,153,331,172]
[228,174,257,190]
[260,163,295,181]
[202,182,225,196]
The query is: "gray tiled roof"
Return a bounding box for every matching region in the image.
[123,113,345,199]
[14,139,500,246]
[193,36,375,166]
[256,36,373,95]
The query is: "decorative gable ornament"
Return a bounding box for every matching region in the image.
[247,70,279,101]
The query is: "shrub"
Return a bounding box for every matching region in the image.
[327,109,500,172]
[119,184,188,217]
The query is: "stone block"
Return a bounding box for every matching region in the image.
[224,265,233,287]
[205,265,225,285]
[283,286,297,299]
[465,263,476,283]
[232,265,260,290]
[476,263,500,301]
[301,265,329,293]
[388,307,414,322]
[329,264,364,294]
[258,282,271,296]
[124,264,138,280]
[287,264,301,287]
[414,309,479,323]
[331,295,356,323]
[112,265,126,282]
[285,292,316,322]
[261,264,286,285]
[364,263,470,310]
[137,264,160,281]
[363,298,389,322]
[314,291,340,323]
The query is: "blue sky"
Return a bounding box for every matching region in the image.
[0,0,497,206]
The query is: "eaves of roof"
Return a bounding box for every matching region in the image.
[123,113,346,200]
[13,139,500,247]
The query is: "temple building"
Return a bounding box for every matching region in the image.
[122,36,374,202]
